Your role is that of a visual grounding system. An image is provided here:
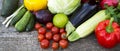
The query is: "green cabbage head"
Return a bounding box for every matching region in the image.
[48,0,81,15]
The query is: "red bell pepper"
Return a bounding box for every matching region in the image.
[95,18,120,48]
[100,0,119,9]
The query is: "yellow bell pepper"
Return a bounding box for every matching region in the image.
[24,0,47,11]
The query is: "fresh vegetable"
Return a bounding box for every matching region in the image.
[100,0,119,9]
[95,18,120,48]
[51,26,59,34]
[40,39,50,49]
[60,28,65,34]
[38,34,45,42]
[46,22,53,29]
[2,5,24,27]
[1,0,19,17]
[34,10,53,24]
[59,40,68,49]
[36,22,69,49]
[95,3,120,48]
[24,0,47,11]
[53,34,60,42]
[53,14,68,28]
[61,32,67,40]
[25,15,35,31]
[69,2,99,28]
[52,42,59,50]
[47,0,81,15]
[2,5,35,32]
[35,23,42,30]
[68,10,110,42]
[66,1,99,36]
[45,32,53,40]
[15,11,32,32]
[105,3,120,25]
[10,7,27,25]
[38,27,46,34]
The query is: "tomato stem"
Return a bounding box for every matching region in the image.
[106,18,114,33]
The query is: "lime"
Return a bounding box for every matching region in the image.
[53,14,68,28]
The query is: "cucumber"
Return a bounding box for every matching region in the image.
[10,7,27,25]
[15,11,31,32]
[68,10,110,42]
[1,0,19,17]
[25,15,35,31]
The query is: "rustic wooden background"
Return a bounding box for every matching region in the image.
[0,0,120,51]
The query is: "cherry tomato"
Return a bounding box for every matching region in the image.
[40,39,50,49]
[38,34,45,42]
[46,22,53,29]
[45,32,52,40]
[53,34,60,42]
[60,28,65,33]
[61,32,67,40]
[51,26,59,34]
[59,40,68,49]
[52,42,59,50]
[35,22,42,30]
[38,27,46,34]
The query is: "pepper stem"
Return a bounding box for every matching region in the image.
[106,18,114,33]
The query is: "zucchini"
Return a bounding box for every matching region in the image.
[68,10,110,42]
[66,2,99,36]
[2,5,25,28]
[25,15,35,31]
[1,0,19,17]
[15,11,31,32]
[10,7,27,25]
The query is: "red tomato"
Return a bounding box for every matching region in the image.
[51,26,59,34]
[60,28,65,33]
[45,32,52,40]
[38,34,45,42]
[52,42,59,50]
[38,27,46,34]
[59,40,68,49]
[40,39,50,49]
[35,22,42,30]
[46,22,53,29]
[61,32,67,40]
[53,34,60,42]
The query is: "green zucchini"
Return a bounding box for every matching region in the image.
[10,7,27,25]
[68,10,110,42]
[15,11,31,32]
[1,0,19,17]
[25,15,35,31]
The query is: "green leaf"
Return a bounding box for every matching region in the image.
[105,3,120,24]
[117,13,120,18]
[118,18,120,25]
[114,17,118,23]
[117,3,120,10]
[105,6,115,16]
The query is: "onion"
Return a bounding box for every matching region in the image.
[34,10,53,24]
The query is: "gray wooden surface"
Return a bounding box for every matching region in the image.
[0,0,120,51]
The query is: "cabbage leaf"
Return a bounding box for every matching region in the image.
[48,0,81,15]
